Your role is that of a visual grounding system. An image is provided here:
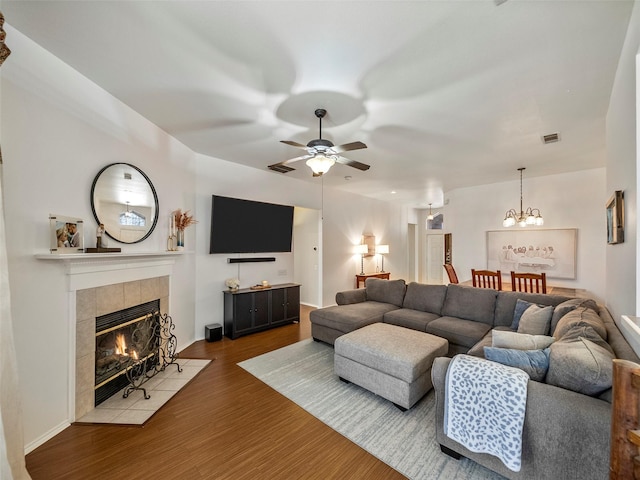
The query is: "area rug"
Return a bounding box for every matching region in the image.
[76,358,211,425]
[238,340,504,480]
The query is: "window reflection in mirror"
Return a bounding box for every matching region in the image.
[90,163,158,244]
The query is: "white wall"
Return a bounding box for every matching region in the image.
[444,168,607,301]
[3,24,410,450]
[1,27,198,448]
[193,155,409,334]
[606,0,640,322]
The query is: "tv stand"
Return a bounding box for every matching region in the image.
[223,283,300,339]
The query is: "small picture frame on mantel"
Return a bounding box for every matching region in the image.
[606,190,624,245]
[49,214,84,253]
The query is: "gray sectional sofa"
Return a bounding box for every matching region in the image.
[309,278,640,480]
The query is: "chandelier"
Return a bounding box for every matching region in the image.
[502,167,544,227]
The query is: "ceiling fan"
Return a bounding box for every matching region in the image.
[269,108,370,177]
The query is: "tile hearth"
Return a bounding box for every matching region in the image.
[76,359,210,425]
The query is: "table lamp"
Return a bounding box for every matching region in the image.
[354,244,368,275]
[377,244,389,272]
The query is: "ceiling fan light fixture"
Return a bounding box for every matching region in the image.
[306,154,335,175]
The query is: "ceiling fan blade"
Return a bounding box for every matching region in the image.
[280,140,308,149]
[281,154,313,165]
[331,141,367,154]
[335,156,370,171]
[268,153,314,174]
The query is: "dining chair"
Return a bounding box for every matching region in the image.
[443,264,459,284]
[511,271,547,294]
[471,269,503,290]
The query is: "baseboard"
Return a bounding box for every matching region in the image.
[25,420,70,454]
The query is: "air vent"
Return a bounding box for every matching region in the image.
[124,172,132,180]
[268,164,295,174]
[542,132,560,144]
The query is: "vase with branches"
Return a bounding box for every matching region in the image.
[173,209,197,250]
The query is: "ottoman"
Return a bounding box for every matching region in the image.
[334,323,448,410]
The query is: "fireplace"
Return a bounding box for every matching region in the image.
[74,273,172,420]
[94,299,160,406]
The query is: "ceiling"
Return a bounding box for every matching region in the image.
[2,1,634,207]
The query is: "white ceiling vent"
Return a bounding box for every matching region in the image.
[542,132,560,144]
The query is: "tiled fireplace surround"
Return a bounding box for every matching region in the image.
[64,255,175,421]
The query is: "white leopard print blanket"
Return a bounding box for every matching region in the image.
[444,354,529,472]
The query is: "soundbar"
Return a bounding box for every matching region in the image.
[228,257,276,263]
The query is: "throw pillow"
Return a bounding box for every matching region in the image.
[492,329,555,350]
[553,307,607,341]
[550,298,598,334]
[484,346,550,382]
[511,299,533,330]
[546,336,614,396]
[517,304,554,336]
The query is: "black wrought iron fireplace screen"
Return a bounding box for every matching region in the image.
[94,299,180,406]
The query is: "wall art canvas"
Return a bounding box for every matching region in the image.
[49,214,84,253]
[606,190,624,244]
[486,229,577,279]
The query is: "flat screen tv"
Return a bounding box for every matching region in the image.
[209,195,294,254]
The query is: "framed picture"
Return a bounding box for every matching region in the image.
[362,234,375,257]
[49,214,84,253]
[486,228,577,279]
[606,190,624,245]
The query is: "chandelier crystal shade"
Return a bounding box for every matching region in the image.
[502,168,544,228]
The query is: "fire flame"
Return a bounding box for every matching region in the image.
[115,334,127,355]
[114,333,138,359]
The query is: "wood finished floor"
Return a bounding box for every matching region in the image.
[25,306,407,479]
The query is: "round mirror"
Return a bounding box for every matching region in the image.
[90,163,159,244]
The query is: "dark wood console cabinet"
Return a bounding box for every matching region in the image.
[223,283,300,339]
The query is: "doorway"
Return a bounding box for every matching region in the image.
[426,234,445,284]
[293,207,322,307]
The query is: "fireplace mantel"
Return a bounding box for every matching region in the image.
[36,251,183,291]
[35,251,185,261]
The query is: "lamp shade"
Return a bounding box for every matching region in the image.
[306,154,335,175]
[376,244,389,255]
[354,244,368,255]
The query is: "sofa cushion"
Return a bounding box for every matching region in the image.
[550,298,599,334]
[484,346,550,382]
[518,304,554,335]
[365,278,406,307]
[402,282,447,315]
[309,301,400,333]
[553,307,607,341]
[546,325,615,396]
[441,284,498,326]
[425,316,492,349]
[383,308,440,332]
[492,330,555,350]
[510,298,534,330]
[494,291,572,328]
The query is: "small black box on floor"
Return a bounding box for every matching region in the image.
[205,323,223,342]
